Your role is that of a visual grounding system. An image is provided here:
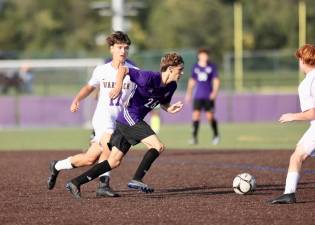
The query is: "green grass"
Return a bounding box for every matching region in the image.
[0,128,91,151]
[158,122,307,150]
[0,122,308,151]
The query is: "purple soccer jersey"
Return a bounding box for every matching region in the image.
[191,63,218,99]
[117,68,177,126]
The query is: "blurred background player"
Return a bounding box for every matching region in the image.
[65,52,184,198]
[47,31,137,197]
[19,63,33,94]
[0,64,33,94]
[185,48,220,145]
[270,44,315,204]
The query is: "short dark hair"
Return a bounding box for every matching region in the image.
[160,52,184,72]
[106,31,131,46]
[198,48,210,55]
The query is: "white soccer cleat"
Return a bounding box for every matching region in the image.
[212,136,220,145]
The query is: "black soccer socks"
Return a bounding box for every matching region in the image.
[72,160,112,186]
[192,120,200,138]
[211,118,219,137]
[133,148,160,181]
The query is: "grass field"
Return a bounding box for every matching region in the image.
[0,122,308,151]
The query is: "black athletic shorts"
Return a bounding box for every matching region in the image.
[108,120,155,154]
[193,99,215,112]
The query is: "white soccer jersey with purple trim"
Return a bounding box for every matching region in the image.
[88,62,137,142]
[298,68,315,125]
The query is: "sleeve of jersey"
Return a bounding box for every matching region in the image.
[300,80,315,112]
[212,64,219,77]
[88,66,101,87]
[128,68,149,86]
[160,83,177,105]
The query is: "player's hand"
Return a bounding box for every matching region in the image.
[109,87,122,99]
[209,92,216,100]
[70,100,80,112]
[279,113,295,123]
[167,101,183,113]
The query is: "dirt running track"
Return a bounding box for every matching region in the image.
[0,150,315,225]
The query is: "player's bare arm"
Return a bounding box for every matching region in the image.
[161,101,183,114]
[279,108,315,123]
[210,77,220,100]
[70,85,95,112]
[109,66,129,99]
[185,78,196,103]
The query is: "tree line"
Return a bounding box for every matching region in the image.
[0,0,314,59]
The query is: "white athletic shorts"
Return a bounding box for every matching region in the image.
[297,125,315,157]
[91,113,116,144]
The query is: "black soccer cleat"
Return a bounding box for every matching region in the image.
[96,176,120,197]
[66,181,81,199]
[96,185,120,197]
[47,160,59,190]
[127,179,154,193]
[269,193,296,204]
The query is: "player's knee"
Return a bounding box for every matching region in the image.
[85,158,96,166]
[290,152,304,165]
[192,114,200,120]
[83,155,98,166]
[154,143,165,153]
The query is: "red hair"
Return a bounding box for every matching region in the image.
[295,44,315,66]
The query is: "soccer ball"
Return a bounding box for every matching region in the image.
[233,173,256,195]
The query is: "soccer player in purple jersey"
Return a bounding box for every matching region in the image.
[185,48,220,145]
[65,53,184,198]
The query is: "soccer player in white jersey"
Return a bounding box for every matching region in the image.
[47,31,136,197]
[270,44,315,204]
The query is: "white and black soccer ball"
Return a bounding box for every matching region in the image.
[232,173,256,195]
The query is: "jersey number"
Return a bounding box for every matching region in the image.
[109,93,122,106]
[144,98,159,109]
[197,72,208,81]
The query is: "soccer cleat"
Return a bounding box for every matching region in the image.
[47,160,59,190]
[269,193,296,204]
[188,137,198,145]
[66,181,81,199]
[212,136,220,145]
[96,176,120,197]
[127,179,154,193]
